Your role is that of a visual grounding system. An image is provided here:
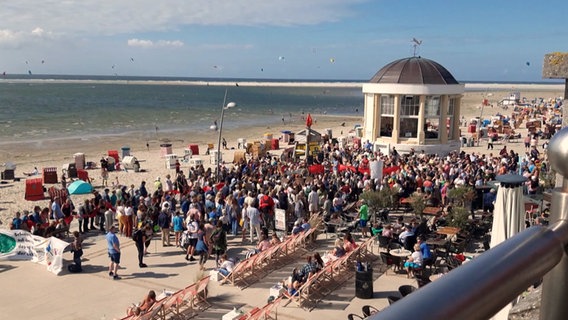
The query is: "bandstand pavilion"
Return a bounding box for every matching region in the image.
[362,56,465,155]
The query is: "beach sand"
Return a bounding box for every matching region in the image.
[0,85,563,320]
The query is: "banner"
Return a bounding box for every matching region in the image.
[274,208,287,232]
[0,230,69,275]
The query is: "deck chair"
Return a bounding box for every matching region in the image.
[160,290,183,320]
[222,258,252,288]
[175,282,198,317]
[257,296,282,320]
[136,302,163,320]
[239,307,261,320]
[347,314,365,320]
[193,276,211,310]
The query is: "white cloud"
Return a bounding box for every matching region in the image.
[128,39,184,48]
[0,27,57,48]
[0,1,366,37]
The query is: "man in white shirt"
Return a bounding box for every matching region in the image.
[246,203,263,243]
[307,187,319,216]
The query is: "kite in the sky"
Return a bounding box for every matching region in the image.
[278,56,285,61]
[28,70,32,75]
[329,58,335,63]
[41,60,45,64]
[526,61,530,66]
[130,57,134,62]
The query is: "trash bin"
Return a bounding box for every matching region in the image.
[355,269,373,299]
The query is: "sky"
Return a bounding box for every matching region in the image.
[1,0,567,82]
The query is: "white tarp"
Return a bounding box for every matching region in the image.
[0,230,69,275]
[370,160,383,180]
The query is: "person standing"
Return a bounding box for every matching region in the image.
[51,197,64,221]
[68,231,83,273]
[185,214,199,261]
[106,225,121,280]
[246,202,262,243]
[307,186,319,217]
[77,200,89,234]
[357,199,370,237]
[158,205,171,247]
[172,211,184,247]
[133,225,149,268]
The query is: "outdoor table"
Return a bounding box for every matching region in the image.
[423,207,442,216]
[390,248,411,257]
[436,227,461,237]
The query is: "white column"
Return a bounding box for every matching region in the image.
[440,95,448,144]
[392,95,400,144]
[417,95,425,144]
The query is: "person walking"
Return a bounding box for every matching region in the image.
[106,225,121,280]
[210,221,227,268]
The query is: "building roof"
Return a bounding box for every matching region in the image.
[369,57,459,85]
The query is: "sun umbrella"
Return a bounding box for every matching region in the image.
[67,180,93,195]
[490,174,527,320]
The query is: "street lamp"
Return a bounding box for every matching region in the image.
[214,89,236,182]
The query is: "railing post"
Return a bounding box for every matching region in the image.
[541,126,568,320]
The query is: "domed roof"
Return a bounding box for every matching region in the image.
[369,57,459,85]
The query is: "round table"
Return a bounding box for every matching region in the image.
[390,249,411,257]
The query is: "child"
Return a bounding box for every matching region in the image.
[68,231,83,273]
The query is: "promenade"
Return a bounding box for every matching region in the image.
[0,229,415,320]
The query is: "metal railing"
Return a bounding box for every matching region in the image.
[370,126,568,320]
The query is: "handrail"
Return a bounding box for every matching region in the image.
[371,126,568,320]
[369,220,568,320]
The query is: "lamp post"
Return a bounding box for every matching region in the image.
[213,89,236,182]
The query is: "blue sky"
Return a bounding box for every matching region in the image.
[1,0,566,81]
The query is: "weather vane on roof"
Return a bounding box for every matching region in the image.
[412,38,422,57]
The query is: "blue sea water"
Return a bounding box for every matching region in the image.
[0,76,365,143]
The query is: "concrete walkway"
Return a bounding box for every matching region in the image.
[0,227,416,320]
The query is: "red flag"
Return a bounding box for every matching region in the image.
[306,113,313,127]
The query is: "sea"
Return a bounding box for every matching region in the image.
[0,74,562,144]
[0,75,367,144]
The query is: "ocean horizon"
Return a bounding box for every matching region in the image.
[1,74,564,145]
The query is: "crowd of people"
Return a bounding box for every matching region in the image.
[5,105,556,293]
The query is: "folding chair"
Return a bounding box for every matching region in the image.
[193,276,211,310]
